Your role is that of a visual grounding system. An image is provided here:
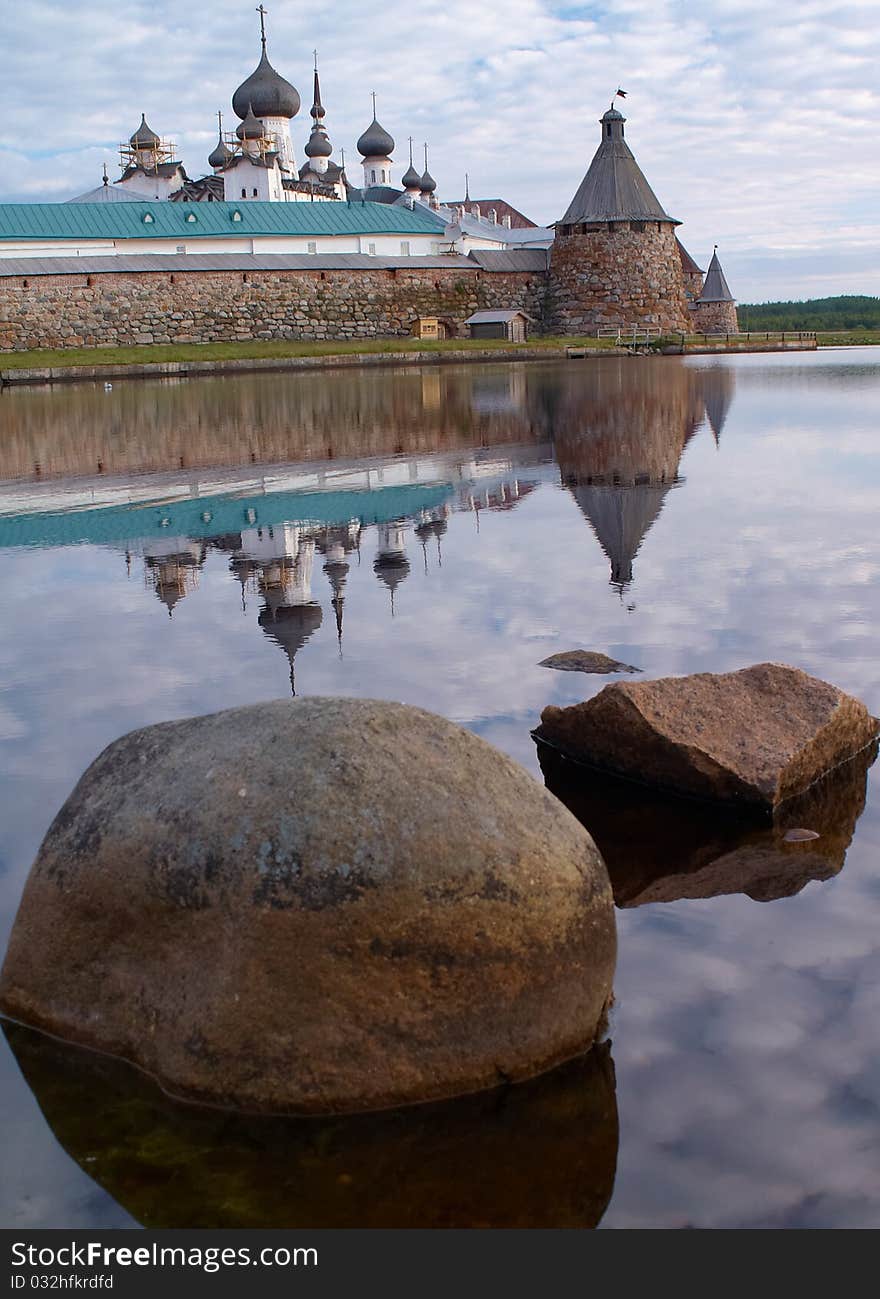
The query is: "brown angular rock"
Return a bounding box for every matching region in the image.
[537,663,879,808]
[539,650,641,675]
[0,697,615,1116]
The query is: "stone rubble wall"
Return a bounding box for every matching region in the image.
[689,299,739,334]
[547,223,692,335]
[0,266,549,352]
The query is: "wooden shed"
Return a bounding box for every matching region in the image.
[464,310,533,342]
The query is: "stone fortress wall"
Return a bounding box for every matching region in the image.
[0,265,549,353]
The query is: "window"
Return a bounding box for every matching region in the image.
[253,188,258,197]
[176,245,186,254]
[185,212,197,223]
[241,188,247,198]
[142,212,154,223]
[430,242,441,255]
[368,242,376,256]
[382,170,387,183]
[400,241,410,256]
[371,169,376,183]
[307,241,317,254]
[231,210,243,222]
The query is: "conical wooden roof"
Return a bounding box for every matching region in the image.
[560,108,678,226]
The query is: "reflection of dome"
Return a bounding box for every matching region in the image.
[258,602,323,694]
[232,51,300,120]
[357,118,395,158]
[374,553,410,593]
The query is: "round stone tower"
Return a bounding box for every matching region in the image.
[548,105,691,336]
[691,248,739,334]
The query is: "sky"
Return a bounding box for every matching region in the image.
[0,1,878,302]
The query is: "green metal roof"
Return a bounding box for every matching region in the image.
[0,200,445,242]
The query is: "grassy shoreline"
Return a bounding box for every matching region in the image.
[1,330,875,374]
[0,335,616,371]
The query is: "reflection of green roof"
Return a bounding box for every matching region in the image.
[0,200,443,243]
[0,481,453,551]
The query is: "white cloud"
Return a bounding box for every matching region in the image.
[1,1,877,299]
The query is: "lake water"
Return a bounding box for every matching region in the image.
[0,350,878,1229]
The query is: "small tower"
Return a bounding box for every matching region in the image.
[208,111,234,173]
[401,137,421,200]
[117,115,185,199]
[231,6,300,173]
[419,143,437,206]
[548,101,691,335]
[303,57,333,175]
[357,95,395,189]
[691,248,738,334]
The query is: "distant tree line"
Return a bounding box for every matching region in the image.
[738,296,880,331]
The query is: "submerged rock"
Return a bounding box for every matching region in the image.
[539,650,641,675]
[538,663,879,809]
[0,697,615,1115]
[537,738,877,906]
[4,1022,618,1229]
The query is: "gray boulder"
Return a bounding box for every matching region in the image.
[0,697,615,1116]
[539,650,641,675]
[537,663,878,808]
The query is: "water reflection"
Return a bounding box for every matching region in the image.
[3,1023,618,1229]
[537,740,878,906]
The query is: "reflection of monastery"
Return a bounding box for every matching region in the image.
[1,359,735,686]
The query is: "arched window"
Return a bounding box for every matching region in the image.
[371,169,376,183]
[253,187,258,197]
[241,188,247,198]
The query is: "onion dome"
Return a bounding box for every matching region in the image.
[602,106,625,123]
[236,104,265,141]
[232,50,300,120]
[401,163,421,189]
[419,168,437,194]
[305,127,332,159]
[208,134,233,169]
[130,115,160,148]
[357,117,395,158]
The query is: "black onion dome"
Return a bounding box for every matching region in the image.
[304,128,332,159]
[401,163,421,189]
[236,104,265,141]
[232,50,300,120]
[208,135,233,169]
[419,169,436,193]
[130,115,160,148]
[357,117,395,158]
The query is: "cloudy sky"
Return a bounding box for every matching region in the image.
[1,2,879,301]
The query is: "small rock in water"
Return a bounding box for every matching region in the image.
[539,650,641,675]
[783,828,820,843]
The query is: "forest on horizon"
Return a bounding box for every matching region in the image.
[737,295,880,331]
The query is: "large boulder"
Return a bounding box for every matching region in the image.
[0,698,615,1116]
[537,663,878,809]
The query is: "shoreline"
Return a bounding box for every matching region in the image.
[0,335,827,388]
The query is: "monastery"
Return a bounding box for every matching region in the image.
[0,14,738,348]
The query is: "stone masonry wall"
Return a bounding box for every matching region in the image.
[548,223,692,335]
[0,266,549,352]
[689,299,739,334]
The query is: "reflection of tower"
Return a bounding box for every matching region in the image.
[318,522,360,653]
[415,507,448,571]
[235,524,322,694]
[142,537,205,616]
[696,364,736,445]
[552,360,693,594]
[373,520,410,614]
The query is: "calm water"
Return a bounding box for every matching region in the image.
[0,351,878,1228]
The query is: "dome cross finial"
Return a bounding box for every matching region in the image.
[256,4,268,50]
